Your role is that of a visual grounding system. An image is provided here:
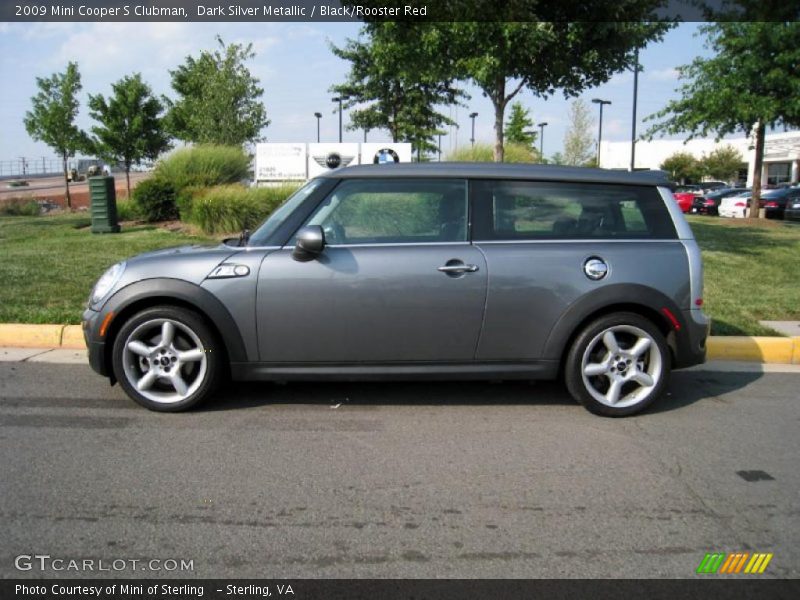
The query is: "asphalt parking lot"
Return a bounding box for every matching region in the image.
[0,362,798,579]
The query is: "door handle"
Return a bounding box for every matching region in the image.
[437,264,479,274]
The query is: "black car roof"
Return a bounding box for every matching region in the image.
[319,162,672,187]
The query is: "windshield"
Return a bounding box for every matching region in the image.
[247,179,325,246]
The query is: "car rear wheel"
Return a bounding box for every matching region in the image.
[565,312,670,417]
[112,306,221,412]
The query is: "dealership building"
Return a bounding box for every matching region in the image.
[599,130,800,186]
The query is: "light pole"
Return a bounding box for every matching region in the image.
[592,98,611,167]
[630,48,640,171]
[537,122,548,159]
[314,112,322,143]
[437,131,445,161]
[332,96,347,143]
[469,112,478,147]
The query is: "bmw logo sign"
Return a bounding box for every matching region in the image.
[373,148,400,164]
[326,153,342,169]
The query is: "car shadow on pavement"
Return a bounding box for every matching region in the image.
[198,369,763,414]
[649,369,763,414]
[201,379,574,412]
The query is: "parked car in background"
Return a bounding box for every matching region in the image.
[691,187,749,216]
[698,181,728,194]
[82,163,708,417]
[785,197,800,222]
[762,187,800,220]
[718,190,757,218]
[673,186,698,213]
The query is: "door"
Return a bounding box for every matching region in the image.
[256,178,487,363]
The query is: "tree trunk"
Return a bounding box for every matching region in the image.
[125,167,131,200]
[493,100,505,163]
[750,121,765,219]
[62,153,72,211]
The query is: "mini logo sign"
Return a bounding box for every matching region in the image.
[312,152,355,170]
[373,148,400,164]
[696,552,773,574]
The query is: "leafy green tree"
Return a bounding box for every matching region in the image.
[330,24,463,154]
[88,73,171,199]
[549,152,565,165]
[24,62,91,209]
[504,102,536,147]
[165,36,270,146]
[563,99,596,166]
[645,21,800,217]
[440,15,670,161]
[701,146,745,183]
[660,151,702,184]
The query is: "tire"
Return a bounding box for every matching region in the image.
[112,306,222,412]
[564,312,671,417]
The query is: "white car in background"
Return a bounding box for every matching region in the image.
[718,190,758,218]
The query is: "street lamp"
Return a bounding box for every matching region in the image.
[630,48,640,171]
[314,112,322,143]
[592,98,612,166]
[537,122,548,159]
[332,96,348,143]
[469,112,478,147]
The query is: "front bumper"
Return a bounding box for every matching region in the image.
[82,308,110,377]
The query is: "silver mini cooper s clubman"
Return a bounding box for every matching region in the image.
[83,163,709,416]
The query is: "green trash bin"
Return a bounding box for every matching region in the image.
[88,176,120,233]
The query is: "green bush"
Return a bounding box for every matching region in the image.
[0,198,40,216]
[154,145,250,193]
[448,142,538,163]
[189,184,299,234]
[115,198,142,221]
[132,178,177,222]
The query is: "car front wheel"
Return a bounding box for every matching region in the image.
[112,306,221,412]
[565,312,670,417]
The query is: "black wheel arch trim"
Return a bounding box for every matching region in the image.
[542,284,687,362]
[98,278,248,364]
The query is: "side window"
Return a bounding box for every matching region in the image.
[301,179,468,245]
[472,180,676,240]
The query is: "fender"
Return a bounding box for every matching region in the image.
[99,278,248,363]
[542,283,686,361]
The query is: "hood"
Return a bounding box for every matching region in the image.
[121,243,242,286]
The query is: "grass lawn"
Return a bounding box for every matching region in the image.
[0,214,216,324]
[686,215,800,335]
[0,212,798,335]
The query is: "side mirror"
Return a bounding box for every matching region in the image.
[292,225,325,261]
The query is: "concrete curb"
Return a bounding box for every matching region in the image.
[1,323,799,364]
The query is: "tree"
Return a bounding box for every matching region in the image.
[660,151,702,184]
[440,15,671,162]
[335,6,670,162]
[330,24,463,155]
[562,99,596,166]
[701,146,744,183]
[88,73,171,199]
[504,102,536,147]
[165,36,270,146]
[24,62,90,209]
[644,21,800,217]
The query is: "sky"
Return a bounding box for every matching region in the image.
[0,21,714,163]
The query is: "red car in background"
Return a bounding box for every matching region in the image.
[672,186,699,213]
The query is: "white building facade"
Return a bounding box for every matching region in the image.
[599,130,800,186]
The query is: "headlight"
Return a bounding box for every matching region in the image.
[90,262,126,305]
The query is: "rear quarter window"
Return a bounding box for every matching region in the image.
[471,180,677,240]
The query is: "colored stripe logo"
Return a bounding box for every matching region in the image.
[697,552,773,574]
